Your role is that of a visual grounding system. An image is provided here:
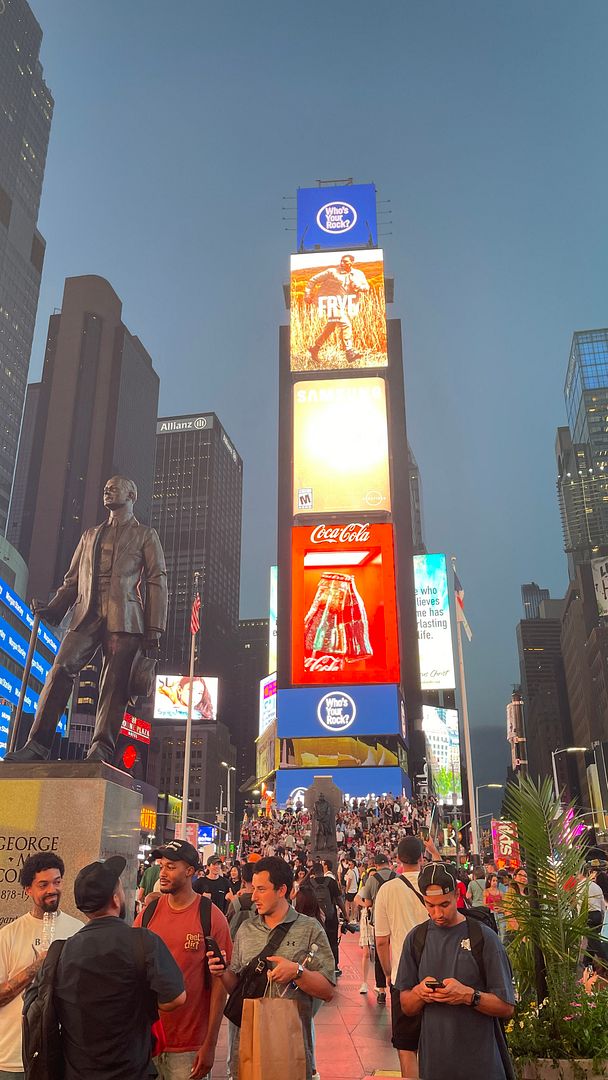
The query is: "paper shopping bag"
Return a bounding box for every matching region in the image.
[239,996,307,1080]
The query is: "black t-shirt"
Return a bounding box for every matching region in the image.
[54,916,184,1080]
[193,874,230,912]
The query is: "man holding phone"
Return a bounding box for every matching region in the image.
[397,864,515,1080]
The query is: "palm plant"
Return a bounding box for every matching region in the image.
[502,775,591,1003]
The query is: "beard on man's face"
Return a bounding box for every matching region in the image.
[40,895,60,913]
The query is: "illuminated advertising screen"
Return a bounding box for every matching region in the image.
[592,556,608,618]
[297,183,378,251]
[414,554,456,690]
[259,673,277,736]
[291,523,399,685]
[256,721,276,781]
[275,765,410,805]
[154,675,219,721]
[291,250,387,372]
[293,378,391,515]
[278,734,404,770]
[422,705,462,801]
[120,713,151,744]
[277,684,404,739]
[269,566,277,673]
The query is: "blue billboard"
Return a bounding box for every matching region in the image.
[0,614,51,684]
[0,576,59,655]
[277,684,405,740]
[275,765,410,805]
[297,184,377,252]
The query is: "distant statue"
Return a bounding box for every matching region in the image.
[314,793,335,852]
[4,476,167,765]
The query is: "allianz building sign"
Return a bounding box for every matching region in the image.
[156,414,214,435]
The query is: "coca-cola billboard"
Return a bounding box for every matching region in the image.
[291,523,400,686]
[292,377,391,516]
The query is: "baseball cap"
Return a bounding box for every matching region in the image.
[207,854,222,866]
[418,862,457,896]
[74,856,126,914]
[150,840,200,869]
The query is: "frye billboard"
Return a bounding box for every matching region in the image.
[296,183,378,252]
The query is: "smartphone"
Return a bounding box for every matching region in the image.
[426,979,445,991]
[419,827,430,841]
[205,936,226,969]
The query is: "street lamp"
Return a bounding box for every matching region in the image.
[551,747,589,803]
[474,784,503,850]
[221,761,236,846]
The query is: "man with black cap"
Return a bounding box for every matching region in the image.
[135,840,232,1080]
[194,855,231,914]
[50,856,185,1080]
[396,862,515,1080]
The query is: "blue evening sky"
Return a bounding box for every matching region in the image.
[29,0,608,801]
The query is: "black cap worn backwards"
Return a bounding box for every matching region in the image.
[418,862,457,896]
[74,856,126,914]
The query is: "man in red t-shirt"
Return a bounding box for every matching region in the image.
[135,839,232,1080]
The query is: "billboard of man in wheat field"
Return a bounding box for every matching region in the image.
[290,249,388,371]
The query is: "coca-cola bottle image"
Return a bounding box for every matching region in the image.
[304,572,373,668]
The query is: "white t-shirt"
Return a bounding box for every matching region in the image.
[373,871,429,984]
[0,910,83,1071]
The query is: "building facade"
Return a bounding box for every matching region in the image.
[233,617,269,801]
[152,413,243,677]
[516,599,572,787]
[408,443,425,553]
[0,0,53,532]
[521,582,551,620]
[9,275,159,602]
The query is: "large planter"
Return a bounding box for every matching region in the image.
[518,1062,608,1080]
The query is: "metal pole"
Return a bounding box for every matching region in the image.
[218,784,223,852]
[226,767,232,847]
[181,572,199,830]
[551,750,560,804]
[8,611,40,754]
[452,558,478,856]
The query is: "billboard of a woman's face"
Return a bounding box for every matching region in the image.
[154,675,219,721]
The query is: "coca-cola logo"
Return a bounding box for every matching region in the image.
[317,692,357,732]
[310,522,370,545]
[304,656,344,673]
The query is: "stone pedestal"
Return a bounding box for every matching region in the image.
[0,762,142,925]
[305,774,343,867]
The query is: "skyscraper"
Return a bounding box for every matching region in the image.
[152,413,243,676]
[11,275,159,602]
[0,0,53,532]
[521,582,550,620]
[516,599,572,786]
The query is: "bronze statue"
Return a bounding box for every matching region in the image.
[314,793,335,852]
[4,476,167,764]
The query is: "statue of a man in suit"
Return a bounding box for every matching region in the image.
[4,476,167,764]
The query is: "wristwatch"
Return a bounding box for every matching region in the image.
[293,963,305,981]
[470,989,481,1008]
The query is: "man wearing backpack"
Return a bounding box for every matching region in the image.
[355,851,395,1004]
[311,861,347,975]
[134,840,232,1080]
[397,863,515,1080]
[0,853,82,1080]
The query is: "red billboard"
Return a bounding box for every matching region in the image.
[291,522,400,686]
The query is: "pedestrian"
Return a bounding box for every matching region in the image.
[503,867,527,948]
[194,855,231,914]
[0,852,82,1079]
[344,858,359,920]
[355,851,396,1005]
[50,856,185,1080]
[208,856,335,1080]
[137,858,162,910]
[373,837,432,1078]
[466,866,487,907]
[397,863,515,1080]
[226,863,257,939]
[135,840,232,1080]
[313,859,348,976]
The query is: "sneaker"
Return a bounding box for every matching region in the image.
[312,1073,321,1080]
[359,983,368,994]
[376,990,387,1005]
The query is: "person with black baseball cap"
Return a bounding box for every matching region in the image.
[49,856,185,1080]
[395,862,515,1080]
[134,840,232,1080]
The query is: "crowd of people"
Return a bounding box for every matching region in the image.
[1,803,607,1080]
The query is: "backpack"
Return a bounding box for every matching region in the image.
[369,870,397,925]
[143,894,212,988]
[229,894,256,939]
[22,939,66,1080]
[312,878,336,925]
[410,915,515,1080]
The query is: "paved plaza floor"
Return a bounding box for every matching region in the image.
[213,930,402,1079]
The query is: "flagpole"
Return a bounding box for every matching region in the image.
[181,571,200,830]
[451,556,479,857]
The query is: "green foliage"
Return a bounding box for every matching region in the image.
[503,776,591,1002]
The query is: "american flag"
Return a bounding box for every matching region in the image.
[454,570,473,642]
[190,594,201,636]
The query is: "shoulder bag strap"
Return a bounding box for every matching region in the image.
[141,896,160,927]
[398,875,427,908]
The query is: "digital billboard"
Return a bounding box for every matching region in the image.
[290,250,387,372]
[296,183,378,252]
[413,553,456,690]
[259,673,277,736]
[154,675,219,721]
[293,378,391,515]
[291,522,400,685]
[278,734,404,770]
[422,705,462,801]
[277,684,403,739]
[275,765,410,805]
